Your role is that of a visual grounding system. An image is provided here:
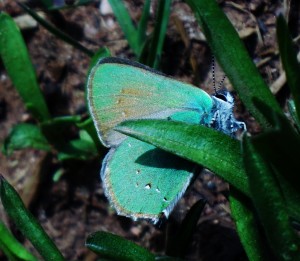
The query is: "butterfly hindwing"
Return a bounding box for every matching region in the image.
[101,137,196,223]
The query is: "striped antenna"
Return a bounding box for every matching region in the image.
[218,75,226,90]
[211,56,217,94]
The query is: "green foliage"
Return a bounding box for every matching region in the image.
[0,175,202,261]
[3,123,51,156]
[86,231,155,261]
[108,0,171,68]
[243,135,300,260]
[0,11,106,161]
[108,1,300,260]
[0,12,50,122]
[277,15,300,123]
[2,1,300,261]
[0,221,38,261]
[0,176,65,261]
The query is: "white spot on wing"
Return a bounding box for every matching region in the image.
[144,184,151,189]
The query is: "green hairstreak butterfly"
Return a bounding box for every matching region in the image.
[87,57,245,223]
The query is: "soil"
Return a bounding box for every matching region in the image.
[0,0,295,260]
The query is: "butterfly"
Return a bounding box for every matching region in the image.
[87,57,245,223]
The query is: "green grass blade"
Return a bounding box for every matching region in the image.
[146,0,171,69]
[185,0,282,127]
[288,100,300,130]
[108,0,139,55]
[277,15,300,123]
[18,3,94,57]
[0,176,65,261]
[0,221,38,261]
[115,119,249,196]
[137,0,151,46]
[0,12,50,122]
[86,231,155,261]
[243,136,300,260]
[230,191,271,261]
[3,123,51,156]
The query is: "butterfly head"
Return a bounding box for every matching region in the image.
[208,90,246,137]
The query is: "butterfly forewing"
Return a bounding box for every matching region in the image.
[88,58,214,147]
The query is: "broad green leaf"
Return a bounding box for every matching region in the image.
[108,0,140,55]
[0,221,38,261]
[243,136,300,260]
[185,0,282,127]
[115,119,250,196]
[146,0,171,69]
[0,12,50,122]
[18,3,94,57]
[86,231,155,261]
[3,123,51,156]
[277,15,300,123]
[0,176,65,261]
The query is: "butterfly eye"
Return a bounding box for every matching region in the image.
[215,93,227,102]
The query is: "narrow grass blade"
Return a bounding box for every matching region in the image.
[0,12,50,122]
[137,0,151,46]
[166,199,206,258]
[185,0,282,128]
[287,100,300,130]
[243,136,300,260]
[115,119,249,196]
[0,221,38,261]
[18,3,94,57]
[146,0,171,69]
[277,15,300,123]
[229,191,272,261]
[108,0,139,55]
[3,123,51,156]
[0,175,65,261]
[86,231,155,261]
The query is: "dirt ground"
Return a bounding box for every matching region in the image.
[0,0,295,260]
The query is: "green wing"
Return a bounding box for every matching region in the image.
[87,58,214,147]
[101,137,196,223]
